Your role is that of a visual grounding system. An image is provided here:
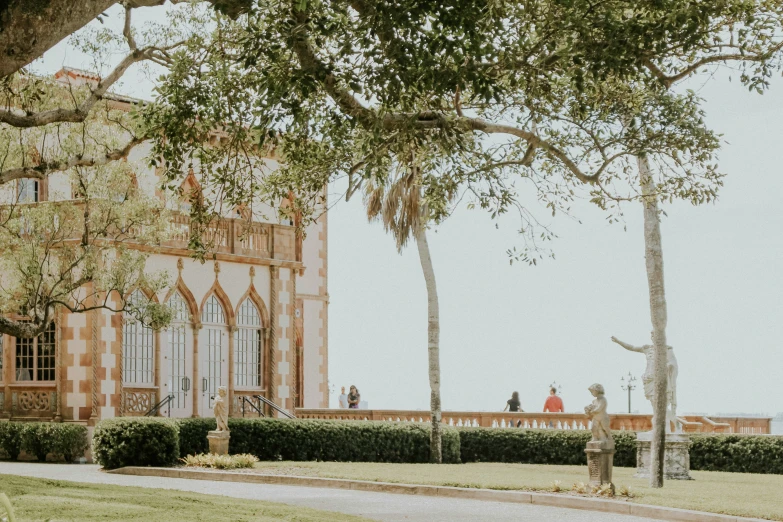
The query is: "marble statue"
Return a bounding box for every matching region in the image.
[611,333,680,432]
[584,383,613,447]
[214,386,229,432]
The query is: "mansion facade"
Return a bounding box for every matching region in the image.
[0,68,329,424]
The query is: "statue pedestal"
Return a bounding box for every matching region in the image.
[207,430,230,456]
[585,441,615,490]
[635,432,692,480]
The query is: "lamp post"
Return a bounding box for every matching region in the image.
[620,373,637,414]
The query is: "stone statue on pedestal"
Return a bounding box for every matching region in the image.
[207,386,230,455]
[584,383,614,448]
[611,334,681,433]
[214,386,229,432]
[584,383,615,491]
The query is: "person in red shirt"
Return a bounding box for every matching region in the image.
[543,387,564,412]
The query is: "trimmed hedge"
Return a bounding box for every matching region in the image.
[93,418,179,469]
[0,422,87,462]
[0,422,23,460]
[91,417,783,475]
[457,428,636,467]
[224,418,460,464]
[97,417,460,467]
[690,434,783,474]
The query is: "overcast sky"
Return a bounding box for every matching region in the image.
[36,6,783,417]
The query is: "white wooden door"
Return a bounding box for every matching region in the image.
[199,327,227,417]
[163,323,193,418]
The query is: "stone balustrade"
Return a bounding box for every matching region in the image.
[166,213,297,262]
[295,409,772,434]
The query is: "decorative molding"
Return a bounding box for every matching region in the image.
[198,279,235,327]
[13,391,56,412]
[124,390,157,415]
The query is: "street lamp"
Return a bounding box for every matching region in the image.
[620,373,637,414]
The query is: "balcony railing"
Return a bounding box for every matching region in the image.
[294,409,773,434]
[2,199,299,263]
[166,213,297,261]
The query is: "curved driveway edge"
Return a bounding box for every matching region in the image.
[109,467,766,522]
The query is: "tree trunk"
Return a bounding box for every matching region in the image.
[415,225,442,463]
[0,0,117,78]
[638,154,669,488]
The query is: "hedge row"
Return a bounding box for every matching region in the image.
[91,417,783,475]
[458,428,637,467]
[93,417,460,469]
[690,434,783,474]
[0,422,89,462]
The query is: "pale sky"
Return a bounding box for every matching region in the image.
[35,6,783,417]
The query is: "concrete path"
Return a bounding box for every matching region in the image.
[0,462,660,522]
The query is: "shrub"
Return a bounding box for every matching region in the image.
[111,417,459,465]
[93,418,179,469]
[177,418,216,457]
[226,418,460,464]
[181,453,258,469]
[690,434,783,474]
[457,428,637,467]
[19,423,56,461]
[50,424,89,462]
[0,422,23,460]
[18,423,89,462]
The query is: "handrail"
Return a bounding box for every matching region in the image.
[240,396,265,417]
[145,394,175,417]
[254,395,296,419]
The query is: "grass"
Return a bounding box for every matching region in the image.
[249,461,783,521]
[0,474,368,522]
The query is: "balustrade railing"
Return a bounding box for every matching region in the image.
[294,409,772,434]
[164,213,294,261]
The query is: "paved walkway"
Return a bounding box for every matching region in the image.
[0,462,660,522]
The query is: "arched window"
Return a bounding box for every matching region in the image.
[123,290,154,385]
[235,299,263,388]
[202,295,225,324]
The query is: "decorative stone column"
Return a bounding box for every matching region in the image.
[635,432,693,480]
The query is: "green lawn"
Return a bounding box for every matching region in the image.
[0,474,368,522]
[250,461,783,521]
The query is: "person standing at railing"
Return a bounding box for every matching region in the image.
[504,391,524,427]
[543,387,564,412]
[348,385,361,409]
[338,386,348,408]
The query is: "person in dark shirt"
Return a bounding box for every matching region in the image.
[504,391,524,427]
[347,385,361,409]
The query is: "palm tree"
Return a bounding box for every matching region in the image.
[364,162,444,463]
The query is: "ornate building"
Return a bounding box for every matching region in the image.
[0,68,329,423]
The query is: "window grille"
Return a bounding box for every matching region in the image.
[201,295,225,324]
[123,290,155,384]
[235,299,262,388]
[166,291,189,409]
[17,178,39,203]
[14,321,56,382]
[168,291,189,322]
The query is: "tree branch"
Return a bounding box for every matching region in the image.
[0,50,153,128]
[0,136,145,184]
[645,41,783,88]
